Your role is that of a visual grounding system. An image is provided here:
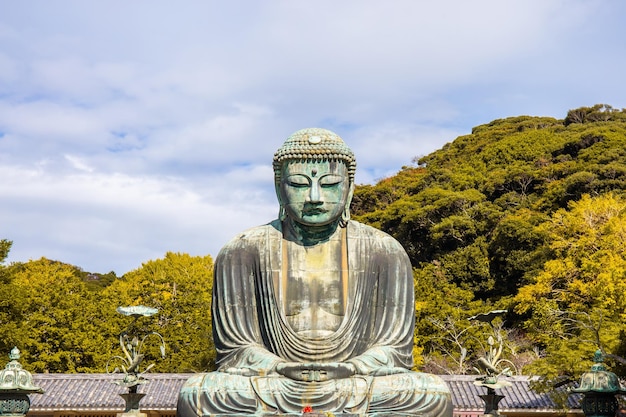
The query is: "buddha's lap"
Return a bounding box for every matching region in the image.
[179,370,451,411]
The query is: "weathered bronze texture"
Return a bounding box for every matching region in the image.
[470,310,513,417]
[572,350,626,417]
[108,306,166,416]
[0,348,43,417]
[177,128,453,417]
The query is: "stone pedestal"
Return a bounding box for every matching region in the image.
[479,391,505,417]
[117,412,147,417]
[117,392,147,417]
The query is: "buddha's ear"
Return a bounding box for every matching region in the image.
[274,161,287,206]
[275,180,287,220]
[342,182,355,225]
[274,180,282,204]
[346,181,355,206]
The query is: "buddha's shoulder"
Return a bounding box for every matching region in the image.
[347,221,403,245]
[220,220,281,248]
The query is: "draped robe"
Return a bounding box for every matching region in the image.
[177,220,452,417]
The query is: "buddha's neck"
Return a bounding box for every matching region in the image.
[283,218,342,245]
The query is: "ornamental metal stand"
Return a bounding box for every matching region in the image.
[469,310,514,417]
[0,347,43,417]
[107,306,166,417]
[476,381,506,417]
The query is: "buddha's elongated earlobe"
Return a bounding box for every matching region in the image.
[279,205,287,221]
[340,183,354,227]
[339,206,350,228]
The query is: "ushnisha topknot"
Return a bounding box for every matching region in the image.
[273,128,356,184]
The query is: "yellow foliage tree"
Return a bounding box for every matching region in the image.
[3,258,109,372]
[102,252,215,373]
[515,193,626,376]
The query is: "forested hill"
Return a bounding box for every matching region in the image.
[2,104,626,383]
[352,104,626,378]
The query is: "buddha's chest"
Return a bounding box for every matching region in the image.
[281,240,347,337]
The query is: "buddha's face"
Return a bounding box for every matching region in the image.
[279,160,351,227]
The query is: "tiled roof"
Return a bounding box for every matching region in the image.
[440,375,581,411]
[31,373,193,411]
[29,373,581,412]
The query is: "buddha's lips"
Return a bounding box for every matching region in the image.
[303,207,327,215]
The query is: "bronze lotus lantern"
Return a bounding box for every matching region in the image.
[0,347,43,416]
[572,350,626,417]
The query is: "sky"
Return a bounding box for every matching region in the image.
[1,0,626,275]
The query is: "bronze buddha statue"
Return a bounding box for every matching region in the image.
[177,128,452,416]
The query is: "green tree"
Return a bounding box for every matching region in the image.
[414,264,536,375]
[515,193,626,377]
[414,263,485,373]
[488,209,550,296]
[564,104,626,126]
[0,240,23,361]
[1,258,109,372]
[102,252,215,373]
[0,240,11,265]
[352,106,626,372]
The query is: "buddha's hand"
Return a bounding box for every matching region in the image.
[275,362,356,382]
[370,366,410,376]
[223,367,259,377]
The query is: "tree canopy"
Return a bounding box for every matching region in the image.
[101,252,215,373]
[3,104,626,380]
[0,251,214,373]
[352,105,626,378]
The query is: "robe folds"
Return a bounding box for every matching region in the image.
[177,220,453,417]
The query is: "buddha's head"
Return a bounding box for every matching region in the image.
[273,128,356,228]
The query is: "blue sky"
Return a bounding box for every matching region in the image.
[1,1,625,274]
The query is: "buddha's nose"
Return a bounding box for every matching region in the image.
[307,182,321,203]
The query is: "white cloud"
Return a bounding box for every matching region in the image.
[0,164,276,274]
[64,154,94,172]
[0,0,625,273]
